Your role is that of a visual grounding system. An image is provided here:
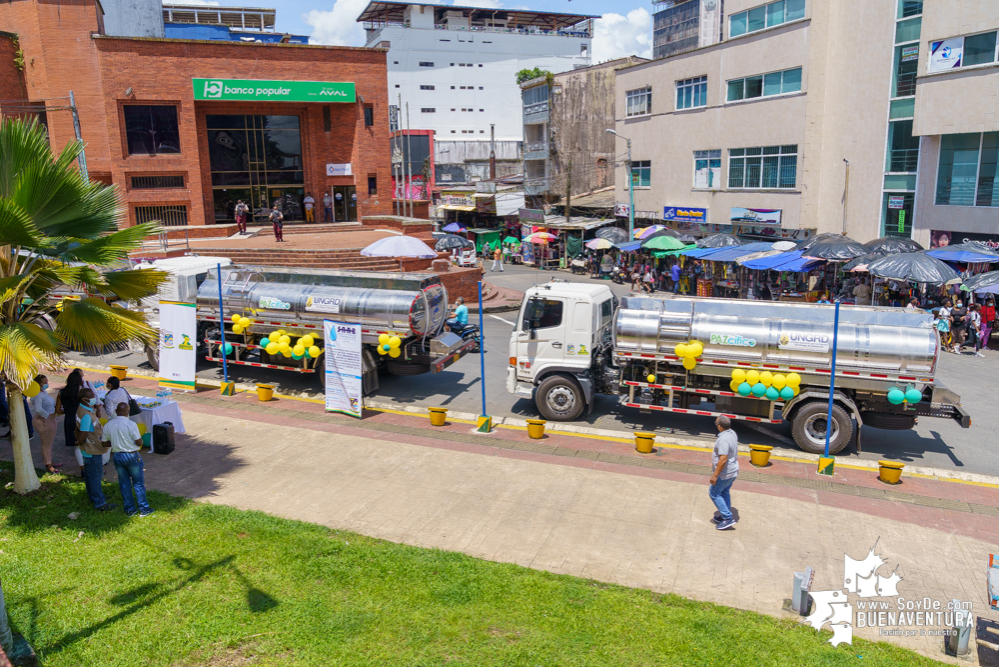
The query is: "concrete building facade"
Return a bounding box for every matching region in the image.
[613,0,997,244]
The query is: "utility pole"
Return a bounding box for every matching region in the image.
[565,157,572,225]
[489,124,496,180]
[68,90,88,183]
[606,129,634,239]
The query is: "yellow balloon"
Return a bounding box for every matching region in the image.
[731,369,746,383]
[232,324,244,334]
[389,335,402,348]
[293,344,305,356]
[270,330,281,341]
[729,379,740,392]
[785,372,801,388]
[688,342,703,358]
[300,335,315,347]
[378,334,389,346]
[792,385,800,396]
[275,329,285,336]
[647,374,656,383]
[23,381,40,398]
[239,317,251,328]
[279,335,291,344]
[377,346,387,355]
[308,345,321,358]
[278,341,290,351]
[99,417,108,426]
[674,343,688,357]
[759,371,773,387]
[389,347,401,358]
[137,423,147,436]
[231,314,241,323]
[265,342,279,355]
[682,356,697,370]
[746,370,760,384]
[772,374,786,389]
[281,347,292,357]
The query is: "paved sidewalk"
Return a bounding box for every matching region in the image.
[9,374,999,664]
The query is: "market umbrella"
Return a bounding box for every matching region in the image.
[696,233,744,248]
[442,222,466,233]
[678,234,698,244]
[803,238,869,261]
[842,251,886,272]
[797,232,847,251]
[636,225,668,240]
[772,240,797,251]
[736,249,783,266]
[502,236,521,245]
[435,234,474,251]
[866,252,961,285]
[864,236,923,254]
[642,235,688,251]
[525,231,557,244]
[960,270,999,292]
[361,236,438,259]
[585,238,615,250]
[596,227,629,244]
[926,241,999,263]
[642,229,681,243]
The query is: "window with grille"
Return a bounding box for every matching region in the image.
[676,76,707,110]
[135,204,188,226]
[626,87,652,117]
[421,108,436,113]
[364,107,374,127]
[728,145,798,189]
[130,175,184,189]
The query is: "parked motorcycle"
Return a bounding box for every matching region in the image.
[449,321,482,353]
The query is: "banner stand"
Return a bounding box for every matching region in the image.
[158,300,197,392]
[323,320,363,418]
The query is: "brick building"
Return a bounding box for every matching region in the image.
[0,0,393,227]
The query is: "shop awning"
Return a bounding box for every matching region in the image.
[777,255,825,272]
[696,242,774,262]
[615,241,642,252]
[926,249,999,263]
[441,205,477,212]
[472,193,494,199]
[681,246,728,258]
[741,250,802,270]
[542,216,612,231]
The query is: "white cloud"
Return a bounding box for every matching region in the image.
[166,0,221,5]
[593,9,652,63]
[304,0,371,47]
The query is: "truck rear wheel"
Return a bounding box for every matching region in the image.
[791,401,853,455]
[536,374,585,421]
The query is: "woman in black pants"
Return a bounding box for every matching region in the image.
[54,369,85,475]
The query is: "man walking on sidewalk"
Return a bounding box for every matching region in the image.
[269,205,284,242]
[234,199,248,234]
[103,402,153,517]
[709,416,739,530]
[491,244,504,272]
[323,191,333,222]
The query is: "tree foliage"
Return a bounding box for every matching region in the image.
[515,67,552,84]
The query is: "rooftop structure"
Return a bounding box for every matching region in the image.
[359,1,595,37]
[162,4,277,32]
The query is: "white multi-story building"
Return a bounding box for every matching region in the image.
[357,1,596,143]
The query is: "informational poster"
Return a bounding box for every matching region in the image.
[730,208,782,225]
[888,196,905,209]
[158,301,197,392]
[323,320,362,418]
[901,45,919,62]
[928,38,963,72]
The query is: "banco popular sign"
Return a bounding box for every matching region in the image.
[193,78,356,103]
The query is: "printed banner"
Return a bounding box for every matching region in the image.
[158,301,197,392]
[614,202,631,217]
[730,207,782,224]
[324,320,363,419]
[928,38,963,73]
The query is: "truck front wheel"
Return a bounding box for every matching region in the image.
[537,375,585,421]
[791,401,853,455]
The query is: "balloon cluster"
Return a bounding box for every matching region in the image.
[673,341,704,371]
[230,314,254,335]
[261,330,321,359]
[377,333,403,358]
[887,386,922,405]
[730,369,800,401]
[23,381,41,398]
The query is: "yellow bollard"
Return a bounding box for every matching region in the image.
[255,383,274,402]
[749,444,773,467]
[634,431,656,454]
[428,407,448,426]
[877,460,904,485]
[220,381,235,396]
[109,365,128,380]
[526,419,546,439]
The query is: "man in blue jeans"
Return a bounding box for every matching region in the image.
[446,296,468,331]
[75,389,114,512]
[670,263,682,294]
[102,402,153,517]
[709,416,739,530]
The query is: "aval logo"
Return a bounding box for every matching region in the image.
[203,80,223,98]
[320,87,348,97]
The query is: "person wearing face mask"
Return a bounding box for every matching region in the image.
[30,374,58,474]
[75,388,114,512]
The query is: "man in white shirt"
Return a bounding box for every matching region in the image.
[303,192,315,223]
[322,191,333,222]
[102,402,153,517]
[103,376,129,416]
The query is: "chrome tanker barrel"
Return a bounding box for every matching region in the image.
[197,266,448,342]
[613,296,938,376]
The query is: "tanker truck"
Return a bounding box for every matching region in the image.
[196,265,476,395]
[507,281,969,454]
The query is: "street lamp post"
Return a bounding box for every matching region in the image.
[606,129,634,239]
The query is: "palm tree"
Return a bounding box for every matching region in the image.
[0,118,167,494]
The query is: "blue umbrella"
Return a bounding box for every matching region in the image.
[361,236,438,259]
[443,222,466,233]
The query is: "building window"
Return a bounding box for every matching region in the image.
[626,87,652,117]
[729,145,798,189]
[368,175,377,195]
[420,85,435,90]
[123,105,180,155]
[729,0,805,37]
[421,108,436,113]
[323,105,332,132]
[897,0,922,18]
[135,204,188,226]
[419,61,434,67]
[886,120,919,172]
[693,150,721,189]
[936,132,999,207]
[676,76,707,110]
[891,44,918,97]
[629,160,651,188]
[727,68,801,102]
[364,107,374,127]
[130,174,184,189]
[927,31,999,73]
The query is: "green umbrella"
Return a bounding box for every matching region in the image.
[503,236,521,244]
[652,245,696,258]
[642,235,688,251]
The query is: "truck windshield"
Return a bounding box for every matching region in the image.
[522,298,564,331]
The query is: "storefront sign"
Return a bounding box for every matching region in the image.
[734,225,813,241]
[519,208,545,223]
[779,331,831,354]
[614,203,630,217]
[730,207,782,225]
[327,163,352,177]
[158,301,197,392]
[193,78,356,102]
[663,206,707,223]
[476,195,496,214]
[888,196,905,209]
[445,194,475,207]
[928,38,963,73]
[901,45,920,62]
[897,210,906,234]
[323,320,363,419]
[931,230,999,250]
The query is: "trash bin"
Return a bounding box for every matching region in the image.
[256,383,274,402]
[634,431,656,454]
[749,444,773,467]
[878,460,904,484]
[110,365,128,380]
[428,407,447,426]
[526,419,546,439]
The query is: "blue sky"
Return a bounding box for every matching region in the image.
[171,0,654,61]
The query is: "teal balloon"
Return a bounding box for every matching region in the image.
[141,432,152,447]
[737,382,752,396]
[382,343,391,351]
[260,337,271,347]
[751,382,766,397]
[904,388,922,404]
[765,387,780,401]
[779,386,794,400]
[887,389,905,405]
[292,352,304,360]
[223,343,233,355]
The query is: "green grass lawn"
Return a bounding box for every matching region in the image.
[0,462,943,667]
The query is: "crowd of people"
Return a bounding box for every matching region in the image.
[2,368,154,517]
[934,297,996,356]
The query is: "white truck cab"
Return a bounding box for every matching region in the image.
[508,281,616,420]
